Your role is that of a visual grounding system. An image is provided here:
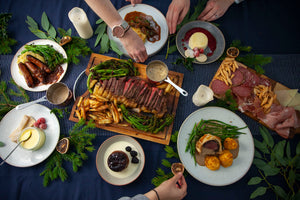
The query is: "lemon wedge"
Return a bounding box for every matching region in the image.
[192,84,214,106]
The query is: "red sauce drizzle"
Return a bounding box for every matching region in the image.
[183,28,216,57]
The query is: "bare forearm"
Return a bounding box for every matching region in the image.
[84,0,122,28]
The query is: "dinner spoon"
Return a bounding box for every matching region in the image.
[0,131,32,166]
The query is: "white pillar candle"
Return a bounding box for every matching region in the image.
[68,7,93,39]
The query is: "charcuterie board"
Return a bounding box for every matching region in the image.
[69,53,184,145]
[209,57,300,138]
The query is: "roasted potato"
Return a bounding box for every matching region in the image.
[205,156,220,171]
[223,138,238,150]
[219,150,233,168]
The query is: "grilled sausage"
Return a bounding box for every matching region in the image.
[26,55,51,73]
[25,62,46,84]
[18,62,35,88]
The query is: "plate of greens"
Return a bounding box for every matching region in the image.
[11,39,68,92]
[177,106,254,186]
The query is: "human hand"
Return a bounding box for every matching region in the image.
[119,28,148,62]
[166,0,190,34]
[155,172,187,200]
[125,0,142,6]
[198,0,234,21]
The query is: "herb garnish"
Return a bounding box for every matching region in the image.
[208,89,238,111]
[40,119,96,187]
[94,19,123,56]
[0,141,5,147]
[26,12,91,65]
[249,126,300,199]
[0,78,29,120]
[0,13,17,55]
[173,57,195,71]
[50,107,70,119]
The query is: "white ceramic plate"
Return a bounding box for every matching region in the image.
[177,107,254,186]
[11,39,68,92]
[107,4,168,57]
[0,104,60,167]
[96,135,145,186]
[176,21,225,64]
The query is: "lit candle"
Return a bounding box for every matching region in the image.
[68,7,93,39]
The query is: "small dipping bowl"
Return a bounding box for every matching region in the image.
[18,127,46,150]
[16,82,73,110]
[146,60,188,96]
[46,82,73,106]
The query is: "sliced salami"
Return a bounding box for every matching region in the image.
[231,69,244,86]
[211,79,230,95]
[232,86,252,97]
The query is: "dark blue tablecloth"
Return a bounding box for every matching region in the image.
[1,0,300,200]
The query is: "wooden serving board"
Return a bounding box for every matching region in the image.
[209,60,300,136]
[69,53,184,145]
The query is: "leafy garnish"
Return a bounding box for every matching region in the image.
[236,54,272,74]
[0,13,17,54]
[0,79,29,120]
[0,141,5,147]
[208,89,238,111]
[50,107,70,118]
[173,57,195,71]
[94,19,123,56]
[26,12,91,65]
[40,119,96,187]
[249,126,300,199]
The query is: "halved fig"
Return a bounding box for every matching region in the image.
[56,138,69,154]
[226,47,239,58]
[171,163,184,175]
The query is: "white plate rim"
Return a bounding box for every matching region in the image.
[177,106,254,186]
[107,4,169,57]
[95,135,145,186]
[10,39,68,92]
[176,20,225,64]
[0,104,60,167]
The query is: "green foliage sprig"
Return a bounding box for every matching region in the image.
[40,119,96,187]
[50,107,70,118]
[151,131,181,187]
[26,12,91,65]
[173,57,195,72]
[94,19,123,56]
[208,89,238,111]
[0,13,17,54]
[0,78,29,120]
[248,126,300,199]
[227,40,272,74]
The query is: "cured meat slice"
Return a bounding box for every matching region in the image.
[232,86,252,97]
[231,69,244,86]
[211,79,230,95]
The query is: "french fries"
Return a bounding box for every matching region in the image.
[74,86,123,125]
[254,85,276,113]
[215,57,239,86]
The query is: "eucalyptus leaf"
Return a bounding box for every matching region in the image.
[248,177,262,185]
[0,141,5,147]
[262,164,280,177]
[94,22,106,35]
[296,142,300,155]
[41,12,50,31]
[32,30,48,39]
[254,138,270,154]
[48,25,57,39]
[273,185,287,200]
[110,40,123,56]
[250,187,267,199]
[26,16,38,30]
[293,156,300,169]
[253,158,267,170]
[288,169,296,186]
[286,142,291,159]
[254,150,263,159]
[259,126,274,148]
[168,45,178,55]
[96,18,104,24]
[274,140,286,164]
[66,28,72,36]
[99,33,109,54]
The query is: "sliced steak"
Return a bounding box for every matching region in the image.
[231,69,244,86]
[232,86,252,97]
